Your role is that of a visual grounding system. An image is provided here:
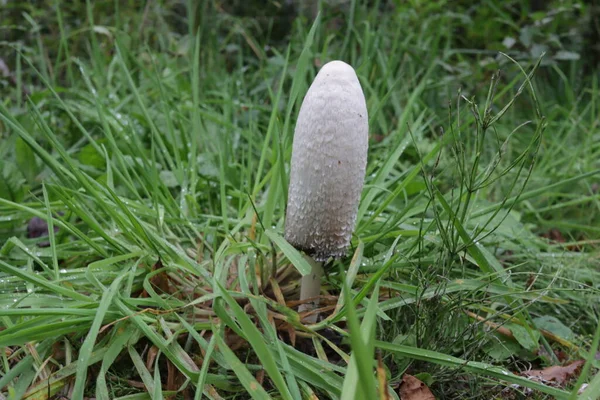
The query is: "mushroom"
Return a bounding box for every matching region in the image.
[285,60,368,323]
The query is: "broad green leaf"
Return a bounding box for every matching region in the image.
[508,323,540,352]
[533,316,574,342]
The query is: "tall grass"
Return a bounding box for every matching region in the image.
[0,1,598,399]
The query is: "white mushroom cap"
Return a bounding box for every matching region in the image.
[285,60,368,261]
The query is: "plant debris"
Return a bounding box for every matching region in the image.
[520,360,585,386]
[399,374,436,400]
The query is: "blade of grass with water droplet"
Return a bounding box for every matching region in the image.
[375,341,569,398]
[212,330,272,400]
[0,259,90,302]
[341,280,378,399]
[72,274,126,399]
[214,282,294,400]
[96,322,139,400]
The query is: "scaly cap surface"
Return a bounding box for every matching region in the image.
[284,60,368,261]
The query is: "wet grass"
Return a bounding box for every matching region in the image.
[0,1,599,399]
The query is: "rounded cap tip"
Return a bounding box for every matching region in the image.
[320,60,353,70]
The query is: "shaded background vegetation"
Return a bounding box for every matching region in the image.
[2,0,599,239]
[1,1,599,399]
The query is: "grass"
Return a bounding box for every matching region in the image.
[0,1,599,399]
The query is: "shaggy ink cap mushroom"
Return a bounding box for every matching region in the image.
[285,60,369,262]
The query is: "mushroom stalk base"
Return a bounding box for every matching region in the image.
[298,255,324,324]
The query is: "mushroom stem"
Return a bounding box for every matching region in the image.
[298,255,323,323]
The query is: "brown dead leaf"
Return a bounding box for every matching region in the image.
[287,323,297,347]
[377,353,392,400]
[249,213,257,241]
[125,379,146,389]
[541,228,565,243]
[269,278,285,303]
[540,229,582,251]
[554,349,569,363]
[150,259,171,294]
[138,260,170,298]
[166,359,180,394]
[256,369,265,386]
[521,360,585,386]
[204,384,224,399]
[399,374,436,400]
[146,345,159,371]
[225,327,248,351]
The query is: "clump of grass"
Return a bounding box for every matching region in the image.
[0,1,599,399]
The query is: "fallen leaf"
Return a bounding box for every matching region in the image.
[399,374,436,400]
[521,360,585,386]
